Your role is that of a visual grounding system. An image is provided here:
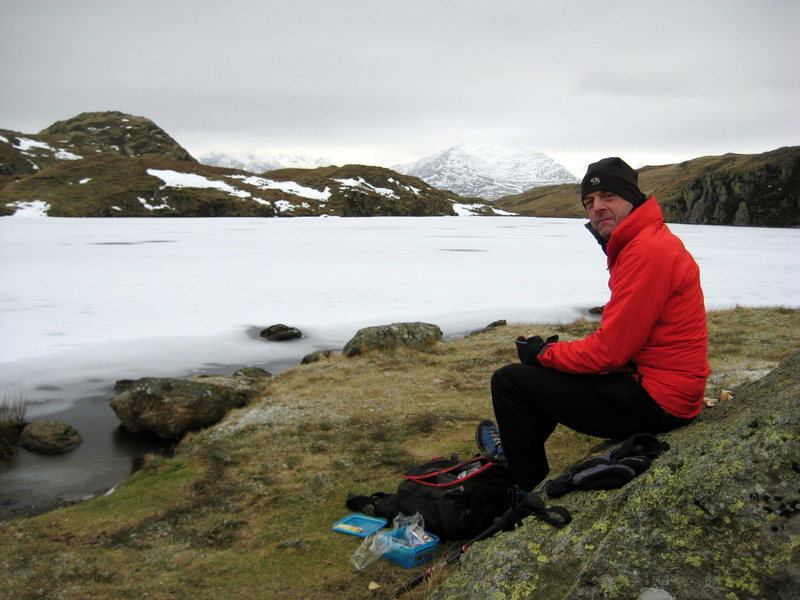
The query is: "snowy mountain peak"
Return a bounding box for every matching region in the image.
[393,143,578,200]
[198,150,334,173]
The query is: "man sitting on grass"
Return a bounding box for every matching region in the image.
[478,157,709,494]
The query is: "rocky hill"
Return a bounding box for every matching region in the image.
[0,112,502,217]
[493,146,800,227]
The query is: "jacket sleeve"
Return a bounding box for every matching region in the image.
[538,237,675,374]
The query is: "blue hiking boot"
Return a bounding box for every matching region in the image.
[476,419,506,465]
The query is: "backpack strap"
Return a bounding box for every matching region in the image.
[610,433,670,460]
[492,490,572,531]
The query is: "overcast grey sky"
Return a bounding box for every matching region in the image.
[2,0,798,176]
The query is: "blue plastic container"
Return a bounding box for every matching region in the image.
[381,527,440,568]
[332,513,387,537]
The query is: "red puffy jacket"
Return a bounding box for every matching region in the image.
[538,197,709,418]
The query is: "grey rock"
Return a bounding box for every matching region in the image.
[342,322,443,357]
[233,366,272,379]
[430,350,800,600]
[19,420,82,454]
[259,324,302,341]
[468,320,507,336]
[301,350,334,364]
[109,376,261,440]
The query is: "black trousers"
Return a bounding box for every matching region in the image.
[491,363,693,491]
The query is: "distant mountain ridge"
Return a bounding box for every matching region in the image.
[198,151,333,173]
[393,143,579,200]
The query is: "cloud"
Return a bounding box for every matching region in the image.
[1,0,798,176]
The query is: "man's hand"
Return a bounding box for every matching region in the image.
[516,335,558,365]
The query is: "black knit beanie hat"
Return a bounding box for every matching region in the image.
[581,157,646,208]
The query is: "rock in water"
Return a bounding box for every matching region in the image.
[19,421,82,454]
[259,324,303,341]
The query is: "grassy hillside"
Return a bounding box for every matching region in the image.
[493,146,800,226]
[1,307,798,600]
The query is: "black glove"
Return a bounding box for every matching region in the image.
[516,335,558,365]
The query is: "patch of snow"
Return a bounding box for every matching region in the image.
[334,177,399,199]
[55,149,82,160]
[452,203,487,216]
[490,207,517,216]
[6,200,50,217]
[0,134,8,144]
[14,137,53,153]
[274,199,296,212]
[138,197,172,211]
[228,175,331,201]
[146,169,251,199]
[79,178,92,184]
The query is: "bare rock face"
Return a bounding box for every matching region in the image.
[109,376,261,440]
[19,421,82,454]
[431,350,800,600]
[342,322,443,357]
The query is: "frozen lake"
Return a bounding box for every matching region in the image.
[1,215,799,518]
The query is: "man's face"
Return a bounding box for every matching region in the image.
[582,191,633,240]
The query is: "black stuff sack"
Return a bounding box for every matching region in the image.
[346,455,514,540]
[395,455,515,539]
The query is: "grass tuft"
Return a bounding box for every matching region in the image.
[0,385,29,458]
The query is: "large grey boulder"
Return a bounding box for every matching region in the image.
[431,350,800,600]
[110,376,262,440]
[18,420,82,454]
[342,322,443,357]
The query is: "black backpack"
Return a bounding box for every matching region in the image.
[347,455,515,539]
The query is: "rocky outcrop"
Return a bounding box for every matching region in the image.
[18,421,82,454]
[109,376,263,440]
[342,321,443,357]
[259,324,303,341]
[431,350,800,600]
[665,147,800,226]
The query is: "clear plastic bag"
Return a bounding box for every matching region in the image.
[349,512,428,570]
[350,531,396,570]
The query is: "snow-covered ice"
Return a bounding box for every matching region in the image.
[0,214,797,515]
[1,215,798,415]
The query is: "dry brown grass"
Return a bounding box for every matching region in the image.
[0,307,797,600]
